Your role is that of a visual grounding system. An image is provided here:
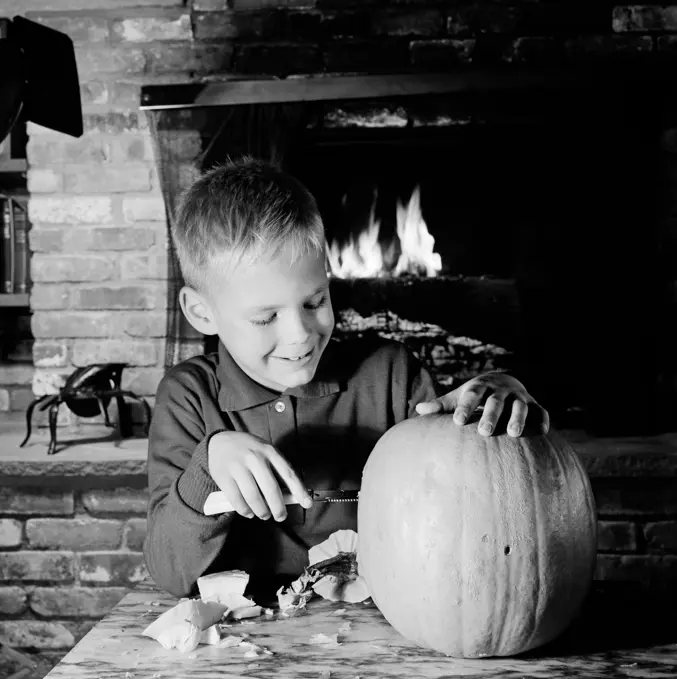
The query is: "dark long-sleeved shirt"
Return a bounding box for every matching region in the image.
[144,336,439,599]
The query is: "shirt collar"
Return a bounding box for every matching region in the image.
[216,340,343,412]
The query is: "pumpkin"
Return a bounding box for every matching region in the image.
[357,414,597,659]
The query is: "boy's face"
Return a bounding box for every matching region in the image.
[197,244,335,393]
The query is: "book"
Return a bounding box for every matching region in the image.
[0,195,29,295]
[1,197,14,294]
[12,199,28,294]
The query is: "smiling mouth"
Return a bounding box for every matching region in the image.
[278,348,313,362]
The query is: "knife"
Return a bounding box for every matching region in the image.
[203,489,359,516]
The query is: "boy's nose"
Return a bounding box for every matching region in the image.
[280,311,312,344]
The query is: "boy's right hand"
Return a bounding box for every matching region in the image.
[207,431,312,522]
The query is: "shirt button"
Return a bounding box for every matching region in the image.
[274,400,286,413]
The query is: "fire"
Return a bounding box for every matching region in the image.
[326,185,442,278]
[326,189,384,278]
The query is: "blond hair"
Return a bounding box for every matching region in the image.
[172,156,325,292]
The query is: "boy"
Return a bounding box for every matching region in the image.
[144,157,549,600]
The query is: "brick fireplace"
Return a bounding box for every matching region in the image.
[2,1,677,675]
[145,66,677,437]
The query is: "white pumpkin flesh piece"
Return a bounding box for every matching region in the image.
[142,598,227,653]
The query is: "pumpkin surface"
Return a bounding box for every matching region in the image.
[357,415,597,659]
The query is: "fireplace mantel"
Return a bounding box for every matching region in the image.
[139,63,668,111]
[2,410,677,480]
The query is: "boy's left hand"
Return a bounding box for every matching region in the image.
[415,371,549,437]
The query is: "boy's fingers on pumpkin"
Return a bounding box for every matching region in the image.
[539,404,551,433]
[506,398,529,437]
[477,394,506,435]
[453,385,487,424]
[415,399,443,415]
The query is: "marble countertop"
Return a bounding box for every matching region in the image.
[43,578,677,679]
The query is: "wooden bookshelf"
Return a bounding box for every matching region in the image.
[0,293,29,307]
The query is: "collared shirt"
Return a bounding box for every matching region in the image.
[144,336,439,598]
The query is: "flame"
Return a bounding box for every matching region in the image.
[327,185,442,279]
[394,185,442,277]
[326,189,384,278]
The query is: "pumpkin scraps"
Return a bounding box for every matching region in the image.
[276,529,371,616]
[142,530,370,655]
[142,569,274,655]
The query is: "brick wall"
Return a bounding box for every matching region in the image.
[595,477,677,587]
[0,0,676,412]
[22,114,169,414]
[0,479,148,673]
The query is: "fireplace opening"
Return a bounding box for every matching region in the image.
[145,71,677,437]
[293,124,530,280]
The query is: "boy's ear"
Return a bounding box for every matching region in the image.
[179,286,218,336]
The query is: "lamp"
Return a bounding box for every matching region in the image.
[0,15,82,146]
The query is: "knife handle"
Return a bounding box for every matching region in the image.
[203,490,297,516]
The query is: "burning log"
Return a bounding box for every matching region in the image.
[329,275,522,387]
[329,275,521,349]
[333,307,512,388]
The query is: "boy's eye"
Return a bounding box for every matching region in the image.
[250,295,326,326]
[251,314,276,326]
[306,295,326,310]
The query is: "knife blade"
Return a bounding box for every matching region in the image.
[203,489,359,516]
